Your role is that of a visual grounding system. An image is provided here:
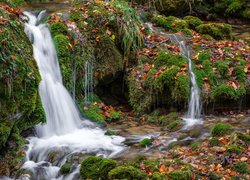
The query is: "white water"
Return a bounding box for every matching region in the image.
[166,34,202,127]
[145,23,202,127]
[21,11,125,180]
[84,60,94,103]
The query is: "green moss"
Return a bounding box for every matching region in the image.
[60,163,71,174]
[82,104,106,124]
[215,61,229,78]
[168,120,181,131]
[142,159,160,171]
[209,137,220,146]
[172,74,190,101]
[183,16,203,29]
[80,156,117,179]
[232,162,249,174]
[196,23,232,40]
[208,172,222,180]
[167,169,192,180]
[211,123,233,137]
[230,132,250,147]
[108,165,147,180]
[140,138,152,147]
[190,142,200,150]
[151,172,166,180]
[50,22,68,37]
[234,66,246,83]
[107,110,121,121]
[211,84,245,100]
[226,145,243,154]
[2,0,25,7]
[0,123,12,149]
[105,129,117,136]
[159,112,180,126]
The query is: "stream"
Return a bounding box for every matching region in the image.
[3,1,248,180]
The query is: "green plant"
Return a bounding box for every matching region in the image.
[50,22,68,37]
[190,142,200,150]
[140,138,152,147]
[232,162,249,174]
[211,123,232,137]
[226,145,243,154]
[105,130,117,136]
[80,156,117,179]
[82,104,106,124]
[167,168,192,180]
[108,165,147,180]
[108,110,121,121]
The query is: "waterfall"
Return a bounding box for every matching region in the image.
[167,34,202,126]
[84,60,94,103]
[21,11,125,179]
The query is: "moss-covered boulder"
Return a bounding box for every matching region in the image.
[211,123,233,137]
[0,5,45,152]
[183,16,203,29]
[108,165,147,180]
[80,156,117,180]
[167,169,192,180]
[196,23,232,40]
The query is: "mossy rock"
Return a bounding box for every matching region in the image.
[108,165,147,180]
[211,123,233,137]
[196,23,232,40]
[1,0,26,7]
[183,16,203,29]
[0,7,45,152]
[80,156,117,179]
[60,163,72,174]
[230,132,250,147]
[82,104,106,124]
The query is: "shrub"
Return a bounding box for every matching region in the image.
[140,138,152,147]
[80,156,117,179]
[211,123,232,137]
[108,165,147,180]
[232,162,249,174]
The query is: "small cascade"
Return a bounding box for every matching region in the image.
[166,34,202,126]
[21,11,125,179]
[145,23,202,127]
[84,60,94,103]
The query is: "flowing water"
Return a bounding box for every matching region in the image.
[146,23,202,127]
[21,11,125,180]
[166,34,202,127]
[84,60,94,103]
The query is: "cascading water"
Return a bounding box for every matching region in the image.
[145,23,202,127]
[21,11,125,180]
[84,60,94,103]
[167,34,202,127]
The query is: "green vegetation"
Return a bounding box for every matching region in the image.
[211,123,233,137]
[108,165,147,180]
[167,168,192,180]
[183,16,203,29]
[82,104,106,124]
[232,162,249,174]
[196,23,232,40]
[80,156,117,179]
[140,138,152,147]
[60,163,72,174]
[226,145,242,154]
